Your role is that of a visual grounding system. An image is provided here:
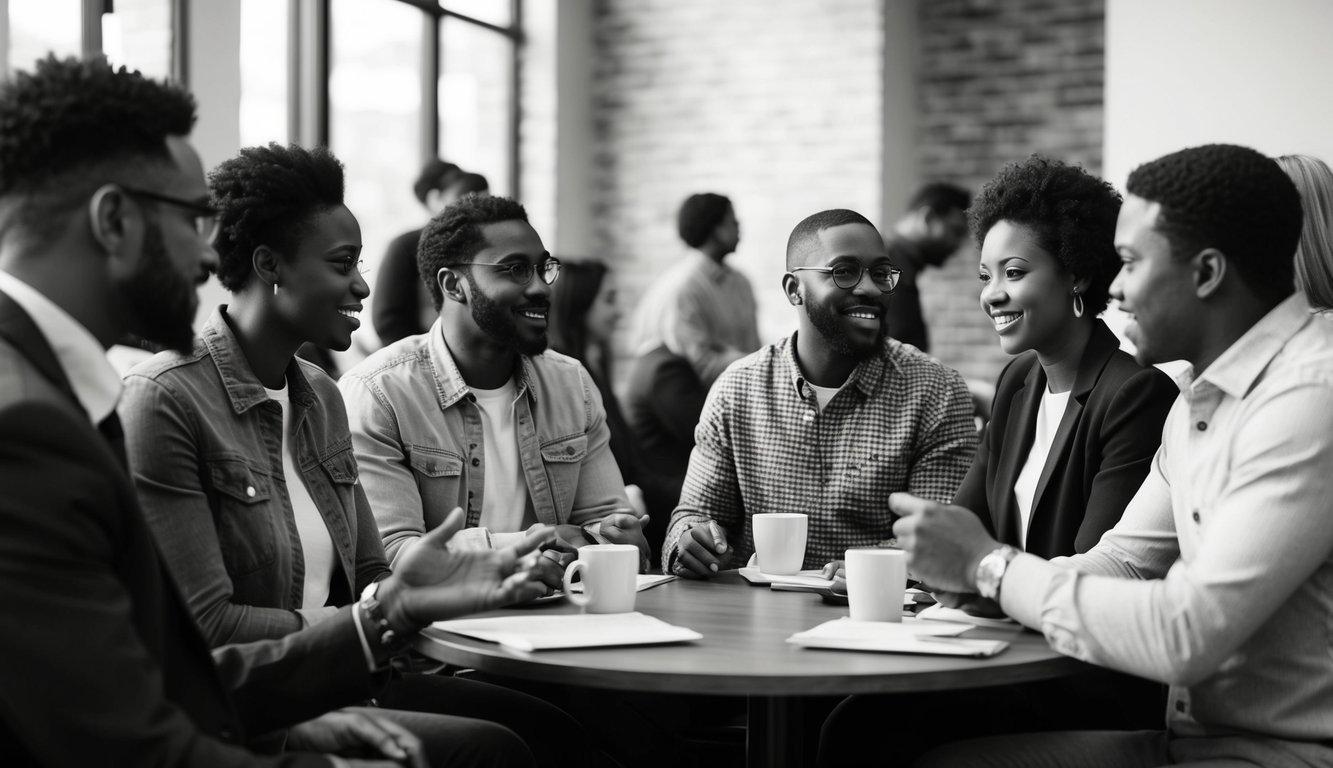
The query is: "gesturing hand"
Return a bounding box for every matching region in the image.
[385,507,553,631]
[288,708,427,767]
[889,492,998,593]
[599,512,652,571]
[672,520,729,579]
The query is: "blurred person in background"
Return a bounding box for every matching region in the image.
[1278,154,1333,312]
[883,181,972,352]
[630,192,760,388]
[373,158,488,345]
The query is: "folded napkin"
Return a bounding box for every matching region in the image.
[788,617,1008,657]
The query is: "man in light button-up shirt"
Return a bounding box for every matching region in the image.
[893,144,1333,768]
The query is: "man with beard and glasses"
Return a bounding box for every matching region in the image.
[882,182,972,353]
[340,194,649,591]
[663,208,977,578]
[0,56,553,766]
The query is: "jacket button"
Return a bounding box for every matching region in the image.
[471,457,480,467]
[1196,421,1207,431]
[565,446,575,455]
[219,726,235,741]
[1192,511,1201,523]
[246,486,256,498]
[426,463,436,473]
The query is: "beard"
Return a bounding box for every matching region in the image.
[805,299,884,360]
[119,218,198,354]
[466,272,548,356]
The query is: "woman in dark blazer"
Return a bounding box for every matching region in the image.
[958,156,1178,558]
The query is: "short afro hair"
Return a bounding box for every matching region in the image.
[907,182,971,215]
[786,209,879,270]
[418,194,530,311]
[1127,144,1302,306]
[677,193,732,248]
[413,158,461,204]
[208,143,346,292]
[0,55,196,244]
[970,155,1122,314]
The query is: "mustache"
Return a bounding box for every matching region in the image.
[515,298,550,310]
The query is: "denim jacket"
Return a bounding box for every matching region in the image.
[122,308,389,646]
[339,321,630,566]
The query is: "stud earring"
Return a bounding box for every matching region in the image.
[273,282,278,297]
[1072,287,1084,319]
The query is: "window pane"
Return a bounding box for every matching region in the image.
[103,0,173,80]
[330,0,425,339]
[439,19,512,196]
[442,0,510,28]
[8,0,81,73]
[239,0,289,147]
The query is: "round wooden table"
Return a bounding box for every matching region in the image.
[414,571,1085,768]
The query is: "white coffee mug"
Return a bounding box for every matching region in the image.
[751,513,809,575]
[845,547,907,622]
[562,544,639,614]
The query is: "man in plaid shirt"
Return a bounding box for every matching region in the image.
[663,208,978,576]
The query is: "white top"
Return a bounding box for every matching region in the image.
[472,378,531,535]
[264,382,334,610]
[0,270,120,424]
[1012,387,1069,549]
[807,381,844,412]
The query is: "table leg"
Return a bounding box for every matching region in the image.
[747,695,803,768]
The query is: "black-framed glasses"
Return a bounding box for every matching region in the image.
[120,185,221,245]
[456,257,562,286]
[791,263,902,292]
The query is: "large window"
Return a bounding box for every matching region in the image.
[239,0,289,147]
[7,0,80,74]
[439,13,513,196]
[102,0,173,80]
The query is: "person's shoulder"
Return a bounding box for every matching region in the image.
[122,339,210,384]
[341,332,430,384]
[0,336,68,411]
[712,342,785,391]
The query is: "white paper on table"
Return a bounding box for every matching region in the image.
[916,602,1018,630]
[432,612,702,652]
[788,617,1007,657]
[738,567,834,588]
[568,574,677,593]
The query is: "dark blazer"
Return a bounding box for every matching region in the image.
[0,292,380,767]
[954,320,1178,559]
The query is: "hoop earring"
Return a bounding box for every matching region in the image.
[1072,288,1084,319]
[273,282,278,297]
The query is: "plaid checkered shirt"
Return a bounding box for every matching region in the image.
[662,333,978,572]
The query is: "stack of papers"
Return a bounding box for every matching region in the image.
[788,617,1009,657]
[738,567,833,588]
[432,612,702,652]
[916,603,1018,629]
[568,574,677,593]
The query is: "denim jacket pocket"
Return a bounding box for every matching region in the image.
[539,435,587,517]
[408,445,465,525]
[206,455,279,575]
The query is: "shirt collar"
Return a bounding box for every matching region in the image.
[201,306,316,414]
[427,318,539,408]
[1183,293,1314,399]
[0,270,121,424]
[782,331,889,400]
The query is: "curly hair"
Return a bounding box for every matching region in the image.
[1126,144,1302,306]
[786,209,878,270]
[207,143,346,292]
[969,155,1122,313]
[677,193,732,248]
[907,182,971,215]
[418,194,530,311]
[0,55,196,243]
[1278,154,1333,312]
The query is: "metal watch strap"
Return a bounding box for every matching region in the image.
[975,545,1020,601]
[360,581,412,657]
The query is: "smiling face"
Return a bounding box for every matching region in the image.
[462,219,552,355]
[1111,194,1199,367]
[978,220,1081,358]
[272,204,367,351]
[793,222,893,359]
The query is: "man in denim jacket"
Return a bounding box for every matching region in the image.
[341,195,648,586]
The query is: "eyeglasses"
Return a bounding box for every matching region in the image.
[456,258,562,286]
[791,263,902,292]
[120,185,221,245]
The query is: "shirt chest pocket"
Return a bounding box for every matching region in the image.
[206,456,279,575]
[317,446,360,518]
[408,446,465,526]
[540,435,587,515]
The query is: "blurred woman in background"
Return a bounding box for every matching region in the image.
[1278,154,1333,312]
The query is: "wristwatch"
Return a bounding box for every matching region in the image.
[974,545,1020,601]
[359,580,412,657]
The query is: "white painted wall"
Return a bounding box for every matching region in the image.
[1105,0,1333,187]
